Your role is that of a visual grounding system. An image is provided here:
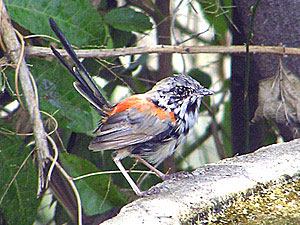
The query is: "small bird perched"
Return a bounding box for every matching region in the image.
[49,18,214,196]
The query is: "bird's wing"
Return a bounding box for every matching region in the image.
[89,98,176,151]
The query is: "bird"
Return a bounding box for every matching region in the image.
[49,18,214,196]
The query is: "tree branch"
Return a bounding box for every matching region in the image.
[25,45,300,59]
[0,0,50,194]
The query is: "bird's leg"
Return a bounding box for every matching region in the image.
[113,157,144,196]
[135,156,166,180]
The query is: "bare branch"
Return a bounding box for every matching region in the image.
[0,0,50,194]
[25,45,300,59]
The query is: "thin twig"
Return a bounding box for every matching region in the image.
[41,110,58,136]
[13,29,25,110]
[99,177,111,212]
[72,170,155,181]
[202,100,225,158]
[0,149,34,205]
[245,0,261,153]
[278,57,290,123]
[0,127,33,136]
[45,135,58,189]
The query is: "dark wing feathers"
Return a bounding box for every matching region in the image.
[49,18,112,116]
[89,107,173,151]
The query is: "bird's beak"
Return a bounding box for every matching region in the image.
[201,88,214,96]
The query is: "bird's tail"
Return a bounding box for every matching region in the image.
[49,18,112,116]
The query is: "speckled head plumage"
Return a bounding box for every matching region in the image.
[147,74,214,118]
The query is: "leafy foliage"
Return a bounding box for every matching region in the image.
[5,0,105,46]
[0,132,39,224]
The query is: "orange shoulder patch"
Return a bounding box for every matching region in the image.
[110,95,176,123]
[110,96,145,114]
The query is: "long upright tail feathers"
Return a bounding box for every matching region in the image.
[49,18,112,116]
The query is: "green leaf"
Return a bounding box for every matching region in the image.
[104,8,153,32]
[188,68,212,88]
[60,153,126,216]
[0,131,39,224]
[199,0,232,42]
[4,0,105,46]
[109,28,135,48]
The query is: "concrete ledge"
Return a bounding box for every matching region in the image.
[101,139,300,224]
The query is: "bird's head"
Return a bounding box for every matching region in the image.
[148,74,213,113]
